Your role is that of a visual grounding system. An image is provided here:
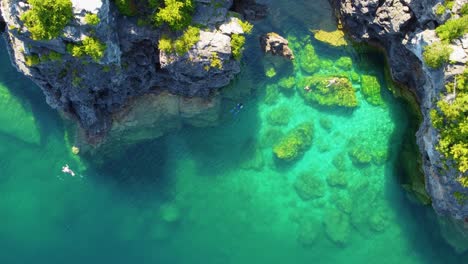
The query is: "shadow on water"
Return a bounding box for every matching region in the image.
[89,137,172,204]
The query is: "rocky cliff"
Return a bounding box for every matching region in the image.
[0,0,258,144]
[328,0,468,251]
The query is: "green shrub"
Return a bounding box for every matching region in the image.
[238,19,253,34]
[25,54,40,66]
[158,35,174,53]
[454,191,468,205]
[430,68,468,174]
[273,122,314,161]
[422,42,452,69]
[461,4,468,15]
[210,52,222,69]
[114,0,137,16]
[230,34,245,60]
[84,13,101,26]
[298,75,358,108]
[20,0,73,40]
[158,26,200,55]
[46,51,63,61]
[174,26,200,54]
[154,0,194,31]
[435,4,446,16]
[68,37,107,62]
[435,16,468,42]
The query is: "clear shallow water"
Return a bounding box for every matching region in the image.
[0,1,467,263]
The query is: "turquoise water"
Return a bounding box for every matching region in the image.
[0,1,467,263]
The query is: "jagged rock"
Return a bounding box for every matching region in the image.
[232,0,267,21]
[328,0,468,251]
[260,32,294,60]
[0,0,248,144]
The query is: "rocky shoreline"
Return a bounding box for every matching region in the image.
[328,0,468,251]
[0,0,264,145]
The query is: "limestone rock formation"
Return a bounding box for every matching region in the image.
[328,0,468,251]
[260,32,294,60]
[0,0,252,144]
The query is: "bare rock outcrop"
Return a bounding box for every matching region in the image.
[260,32,294,60]
[0,0,252,144]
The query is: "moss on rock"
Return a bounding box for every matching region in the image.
[361,75,385,106]
[266,106,291,126]
[312,29,348,47]
[299,75,358,108]
[273,122,314,161]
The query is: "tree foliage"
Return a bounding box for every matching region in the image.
[20,0,73,40]
[423,41,452,69]
[431,68,468,177]
[158,26,200,55]
[230,34,245,60]
[435,16,468,42]
[68,37,107,62]
[84,13,101,26]
[154,0,194,30]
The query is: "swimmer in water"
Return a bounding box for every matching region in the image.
[230,103,244,116]
[61,164,76,177]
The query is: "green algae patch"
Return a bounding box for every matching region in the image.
[273,122,314,161]
[361,75,385,106]
[327,171,348,188]
[348,145,372,165]
[264,84,279,105]
[266,106,291,126]
[312,29,348,47]
[336,56,353,71]
[294,171,325,200]
[297,44,320,74]
[0,84,40,144]
[278,76,296,94]
[299,75,358,108]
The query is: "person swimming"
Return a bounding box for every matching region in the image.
[230,103,244,116]
[61,164,76,177]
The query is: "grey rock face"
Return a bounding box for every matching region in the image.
[0,0,248,141]
[329,0,468,250]
[260,32,294,60]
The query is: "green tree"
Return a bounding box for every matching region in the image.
[154,0,194,30]
[84,13,101,26]
[20,0,73,40]
[422,41,452,69]
[68,37,107,62]
[435,16,468,42]
[230,34,245,60]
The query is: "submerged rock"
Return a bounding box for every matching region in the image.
[323,208,351,246]
[260,32,294,60]
[273,122,314,161]
[294,171,325,201]
[298,75,358,108]
[312,29,348,47]
[296,217,322,247]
